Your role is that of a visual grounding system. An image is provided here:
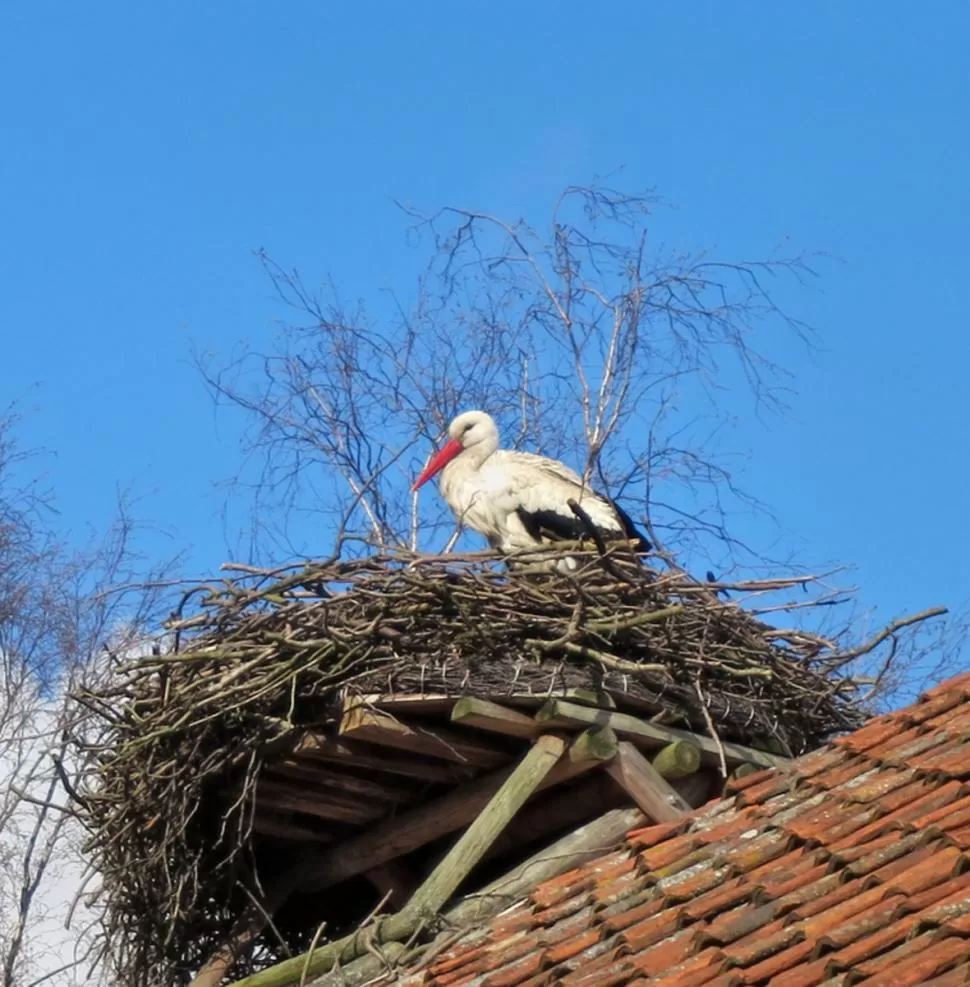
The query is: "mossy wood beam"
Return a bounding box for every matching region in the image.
[606,741,693,822]
[450,697,542,739]
[340,705,508,769]
[536,699,790,771]
[405,733,568,918]
[299,728,607,892]
[651,740,702,779]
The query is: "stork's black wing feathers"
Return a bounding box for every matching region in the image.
[515,507,590,543]
[603,497,652,553]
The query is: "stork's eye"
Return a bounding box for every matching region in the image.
[463,423,474,434]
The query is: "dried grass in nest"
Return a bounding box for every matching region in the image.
[73,546,938,986]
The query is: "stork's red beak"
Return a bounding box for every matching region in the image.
[412,438,463,490]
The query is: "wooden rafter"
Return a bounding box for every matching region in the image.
[606,741,693,822]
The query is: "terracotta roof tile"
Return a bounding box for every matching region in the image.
[381,673,970,987]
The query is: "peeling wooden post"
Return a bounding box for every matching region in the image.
[405,733,568,917]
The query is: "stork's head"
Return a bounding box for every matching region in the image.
[412,410,499,490]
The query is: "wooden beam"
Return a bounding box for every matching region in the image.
[606,741,692,823]
[652,740,701,779]
[406,734,568,917]
[450,697,541,739]
[257,779,387,826]
[295,734,471,784]
[340,706,509,769]
[299,730,604,892]
[568,725,618,762]
[536,698,789,771]
[673,769,719,809]
[267,759,417,803]
[252,811,334,844]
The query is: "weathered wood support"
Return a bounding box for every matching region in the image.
[296,734,471,783]
[536,699,789,771]
[568,724,618,762]
[651,740,701,779]
[450,697,541,739]
[606,741,693,822]
[299,730,603,892]
[340,705,508,768]
[405,734,568,917]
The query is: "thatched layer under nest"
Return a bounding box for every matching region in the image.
[74,547,931,987]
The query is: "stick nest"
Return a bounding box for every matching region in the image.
[74,548,899,986]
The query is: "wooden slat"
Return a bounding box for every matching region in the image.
[268,759,417,803]
[252,811,334,844]
[536,699,789,771]
[606,741,692,822]
[257,779,388,826]
[406,734,568,916]
[295,734,473,784]
[340,705,510,769]
[299,729,606,892]
[450,697,541,739]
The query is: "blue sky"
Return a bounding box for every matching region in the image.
[1,2,968,655]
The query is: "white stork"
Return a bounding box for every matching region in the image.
[412,410,650,557]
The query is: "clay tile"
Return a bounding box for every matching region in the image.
[910,877,970,929]
[431,944,490,977]
[591,868,644,908]
[640,833,704,872]
[680,876,756,924]
[852,930,969,984]
[531,872,594,910]
[718,831,791,871]
[921,671,970,699]
[836,714,912,753]
[626,927,699,977]
[599,893,665,934]
[739,937,816,982]
[902,869,970,913]
[773,871,845,916]
[660,863,730,903]
[747,846,819,884]
[919,744,970,780]
[620,905,685,951]
[539,904,598,948]
[862,842,942,887]
[589,854,638,885]
[918,966,970,987]
[557,957,637,987]
[823,916,910,970]
[768,955,835,987]
[489,908,539,940]
[842,830,926,878]
[944,912,970,935]
[638,945,726,985]
[692,811,764,845]
[701,901,780,946]
[927,702,970,734]
[863,724,934,761]
[951,825,970,849]
[480,948,548,987]
[760,861,833,901]
[806,758,872,791]
[909,689,969,723]
[793,746,852,781]
[830,830,901,865]
[724,766,776,793]
[731,772,794,806]
[544,928,603,966]
[882,844,966,896]
[838,767,920,804]
[876,777,936,813]
[533,891,594,926]
[720,918,797,966]
[626,819,689,849]
[799,882,894,940]
[785,802,864,843]
[810,892,907,953]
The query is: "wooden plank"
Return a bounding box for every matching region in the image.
[652,740,701,779]
[568,725,618,762]
[295,734,472,783]
[340,706,509,769]
[268,759,417,803]
[406,734,568,917]
[257,779,387,826]
[536,698,790,772]
[252,811,334,844]
[299,730,604,892]
[450,697,541,739]
[606,741,692,823]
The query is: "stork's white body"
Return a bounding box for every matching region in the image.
[438,448,623,552]
[413,411,644,556]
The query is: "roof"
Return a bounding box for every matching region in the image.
[388,670,970,987]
